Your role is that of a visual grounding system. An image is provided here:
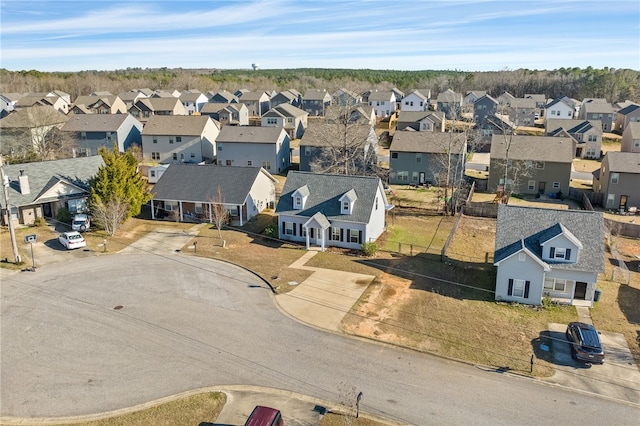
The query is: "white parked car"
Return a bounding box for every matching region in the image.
[58,231,87,250]
[72,214,90,232]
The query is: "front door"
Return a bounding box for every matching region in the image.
[576,147,583,157]
[419,172,426,184]
[538,181,546,194]
[574,282,587,300]
[619,195,628,212]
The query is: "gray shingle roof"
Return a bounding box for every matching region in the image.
[368,91,394,102]
[604,151,640,173]
[494,205,604,273]
[136,97,182,111]
[276,171,381,224]
[303,89,330,101]
[1,156,104,208]
[300,122,372,147]
[0,105,68,128]
[546,119,601,135]
[270,103,308,118]
[62,114,133,132]
[626,122,640,138]
[582,102,614,114]
[391,131,466,154]
[216,126,285,144]
[141,115,214,136]
[509,98,536,109]
[238,91,269,101]
[152,164,270,204]
[490,135,573,163]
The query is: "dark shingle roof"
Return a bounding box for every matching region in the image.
[276,171,381,224]
[494,205,604,273]
[216,126,285,144]
[616,104,640,115]
[1,156,104,208]
[490,135,573,163]
[152,164,271,204]
[391,131,466,154]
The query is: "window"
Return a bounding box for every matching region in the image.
[305,147,311,156]
[180,153,184,161]
[287,118,293,123]
[634,140,640,148]
[375,197,378,210]
[606,193,615,208]
[262,161,271,170]
[169,137,174,144]
[342,201,349,212]
[535,161,545,169]
[610,172,619,184]
[247,160,253,166]
[153,137,157,144]
[226,160,232,166]
[284,222,294,235]
[172,153,178,161]
[397,171,408,181]
[391,152,398,159]
[80,132,86,140]
[512,279,526,298]
[567,111,571,117]
[527,180,535,191]
[151,152,160,160]
[331,227,341,241]
[294,197,302,208]
[194,203,203,214]
[165,201,178,211]
[106,132,112,141]
[176,136,182,143]
[190,152,195,158]
[150,170,156,178]
[266,117,277,124]
[588,134,597,142]
[544,278,567,292]
[412,171,419,182]
[552,182,560,189]
[554,247,566,258]
[518,253,526,262]
[349,229,359,243]
[416,153,422,163]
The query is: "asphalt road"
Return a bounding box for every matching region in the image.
[1,254,639,425]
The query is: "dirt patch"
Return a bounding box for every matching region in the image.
[446,215,496,263]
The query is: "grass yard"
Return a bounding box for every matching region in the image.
[446,215,496,263]
[321,412,388,426]
[388,186,446,210]
[381,209,453,255]
[55,392,226,426]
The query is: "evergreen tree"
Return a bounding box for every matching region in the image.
[90,144,151,220]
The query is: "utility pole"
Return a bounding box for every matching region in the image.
[1,156,21,263]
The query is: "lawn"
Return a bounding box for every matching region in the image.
[445,215,496,263]
[381,210,453,255]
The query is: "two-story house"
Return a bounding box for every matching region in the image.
[579,101,615,132]
[507,98,536,127]
[128,97,186,124]
[388,131,466,185]
[401,90,429,112]
[473,114,516,152]
[72,95,127,114]
[621,122,640,153]
[546,119,602,159]
[208,90,239,104]
[237,91,271,117]
[368,91,397,117]
[200,103,249,126]
[276,171,389,251]
[332,88,362,107]
[493,205,604,306]
[545,96,577,120]
[488,135,573,195]
[302,89,332,117]
[613,103,640,134]
[525,94,547,118]
[215,126,290,173]
[473,94,498,124]
[396,111,445,132]
[179,91,208,115]
[271,89,302,108]
[141,115,220,164]
[592,151,640,211]
[0,105,69,157]
[436,89,463,119]
[61,114,143,155]
[261,104,309,139]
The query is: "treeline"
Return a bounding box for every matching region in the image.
[1,66,638,103]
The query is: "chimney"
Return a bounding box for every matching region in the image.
[18,172,30,195]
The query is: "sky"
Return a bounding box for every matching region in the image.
[1,0,639,72]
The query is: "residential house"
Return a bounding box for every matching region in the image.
[276,171,389,251]
[299,122,377,173]
[117,90,148,110]
[128,97,186,123]
[15,93,70,114]
[546,119,602,159]
[237,91,271,117]
[401,90,429,112]
[348,105,376,126]
[493,204,604,306]
[261,104,309,139]
[579,101,614,132]
[497,91,516,106]
[525,94,547,118]
[488,135,573,195]
[464,90,487,106]
[147,164,170,184]
[389,131,466,185]
[141,115,220,164]
[473,94,498,124]
[208,90,239,104]
[200,103,249,126]
[61,114,143,155]
[621,122,640,153]
[0,156,104,226]
[593,151,640,211]
[0,93,21,118]
[396,111,445,132]
[302,89,332,116]
[152,89,180,98]
[436,89,463,119]
[545,96,577,120]
[271,89,302,108]
[71,95,127,114]
[215,126,290,173]
[179,91,208,115]
[0,105,69,156]
[507,98,536,127]
[150,164,277,226]
[613,103,640,134]
[332,88,362,106]
[368,90,397,118]
[473,113,516,152]
[391,88,405,105]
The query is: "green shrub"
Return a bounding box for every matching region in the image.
[56,208,72,224]
[361,242,378,257]
[263,224,278,238]
[33,217,47,227]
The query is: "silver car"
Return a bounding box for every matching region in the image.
[58,231,87,250]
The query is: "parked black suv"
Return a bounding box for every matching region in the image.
[566,322,605,364]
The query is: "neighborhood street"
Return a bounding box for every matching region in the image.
[1,254,638,425]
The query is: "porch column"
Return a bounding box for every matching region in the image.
[305,225,310,250]
[239,205,243,226]
[179,201,184,222]
[150,200,155,219]
[321,228,326,252]
[208,203,213,223]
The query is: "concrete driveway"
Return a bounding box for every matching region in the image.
[546,323,640,404]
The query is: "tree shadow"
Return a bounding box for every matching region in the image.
[356,252,496,301]
[618,283,640,325]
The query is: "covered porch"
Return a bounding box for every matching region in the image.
[542,276,597,307]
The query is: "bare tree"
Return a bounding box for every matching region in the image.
[203,186,229,247]
[90,196,129,236]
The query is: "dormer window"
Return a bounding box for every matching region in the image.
[295,197,302,208]
[550,247,571,260]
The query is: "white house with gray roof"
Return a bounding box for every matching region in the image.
[494,205,604,306]
[150,164,277,226]
[545,96,577,120]
[0,156,104,226]
[276,171,389,251]
[141,115,220,164]
[215,126,290,173]
[179,91,208,115]
[401,90,429,112]
[368,90,397,117]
